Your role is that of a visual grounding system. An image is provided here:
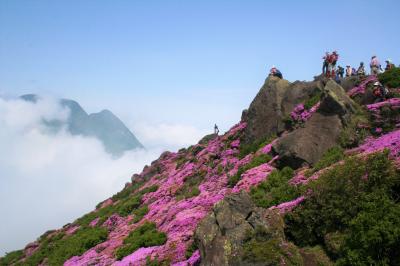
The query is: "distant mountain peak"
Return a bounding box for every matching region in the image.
[20,94,144,156]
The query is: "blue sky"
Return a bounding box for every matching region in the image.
[1,0,400,132]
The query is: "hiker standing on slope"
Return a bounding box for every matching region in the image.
[356,62,366,76]
[327,51,339,78]
[214,124,219,135]
[337,65,344,78]
[370,56,381,75]
[345,65,352,77]
[385,59,395,71]
[322,52,330,75]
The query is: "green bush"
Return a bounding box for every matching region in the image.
[140,185,159,194]
[111,181,144,202]
[306,146,344,176]
[378,67,400,88]
[242,226,303,265]
[0,250,24,266]
[284,151,400,265]
[339,111,370,148]
[304,90,322,110]
[131,205,149,223]
[238,135,276,159]
[115,222,167,260]
[250,167,300,208]
[75,204,114,226]
[185,241,198,259]
[145,256,170,266]
[337,193,400,266]
[175,171,205,200]
[24,227,108,266]
[117,195,142,217]
[228,153,272,187]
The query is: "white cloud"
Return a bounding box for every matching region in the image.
[132,122,209,151]
[0,97,164,256]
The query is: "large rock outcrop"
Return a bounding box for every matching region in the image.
[241,77,324,143]
[273,80,357,168]
[194,191,332,266]
[195,191,290,266]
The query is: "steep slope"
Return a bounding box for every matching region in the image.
[20,95,144,156]
[3,70,400,266]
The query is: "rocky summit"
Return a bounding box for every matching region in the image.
[2,68,400,266]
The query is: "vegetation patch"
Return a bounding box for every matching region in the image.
[284,151,400,265]
[23,227,108,266]
[77,185,158,226]
[304,90,322,110]
[378,67,400,88]
[250,167,300,208]
[228,153,272,187]
[0,250,24,266]
[145,256,171,266]
[305,146,344,177]
[175,171,206,200]
[131,205,149,224]
[115,222,167,260]
[110,181,145,202]
[242,226,303,265]
[185,241,198,259]
[238,135,276,159]
[339,110,370,148]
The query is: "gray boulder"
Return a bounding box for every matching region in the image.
[241,77,323,144]
[194,191,300,266]
[273,80,357,168]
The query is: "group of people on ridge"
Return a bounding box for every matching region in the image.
[323,53,396,78]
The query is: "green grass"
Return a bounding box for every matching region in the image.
[175,171,206,200]
[131,205,149,223]
[305,146,344,177]
[185,241,198,259]
[145,256,170,266]
[22,227,108,266]
[238,135,276,159]
[304,90,322,110]
[250,167,300,208]
[0,250,24,266]
[115,222,167,260]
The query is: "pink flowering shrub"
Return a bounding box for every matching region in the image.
[348,75,378,97]
[289,102,320,126]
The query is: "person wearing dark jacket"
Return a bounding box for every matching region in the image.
[269,66,283,79]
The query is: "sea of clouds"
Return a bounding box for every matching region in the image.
[0,96,207,256]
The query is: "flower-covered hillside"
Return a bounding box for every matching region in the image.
[2,72,400,266]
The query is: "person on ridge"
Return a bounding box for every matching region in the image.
[269,66,283,79]
[351,67,357,76]
[370,56,381,75]
[327,51,339,78]
[372,81,388,102]
[345,65,352,77]
[214,124,219,135]
[356,62,366,76]
[385,59,395,71]
[337,65,344,78]
[322,52,330,75]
